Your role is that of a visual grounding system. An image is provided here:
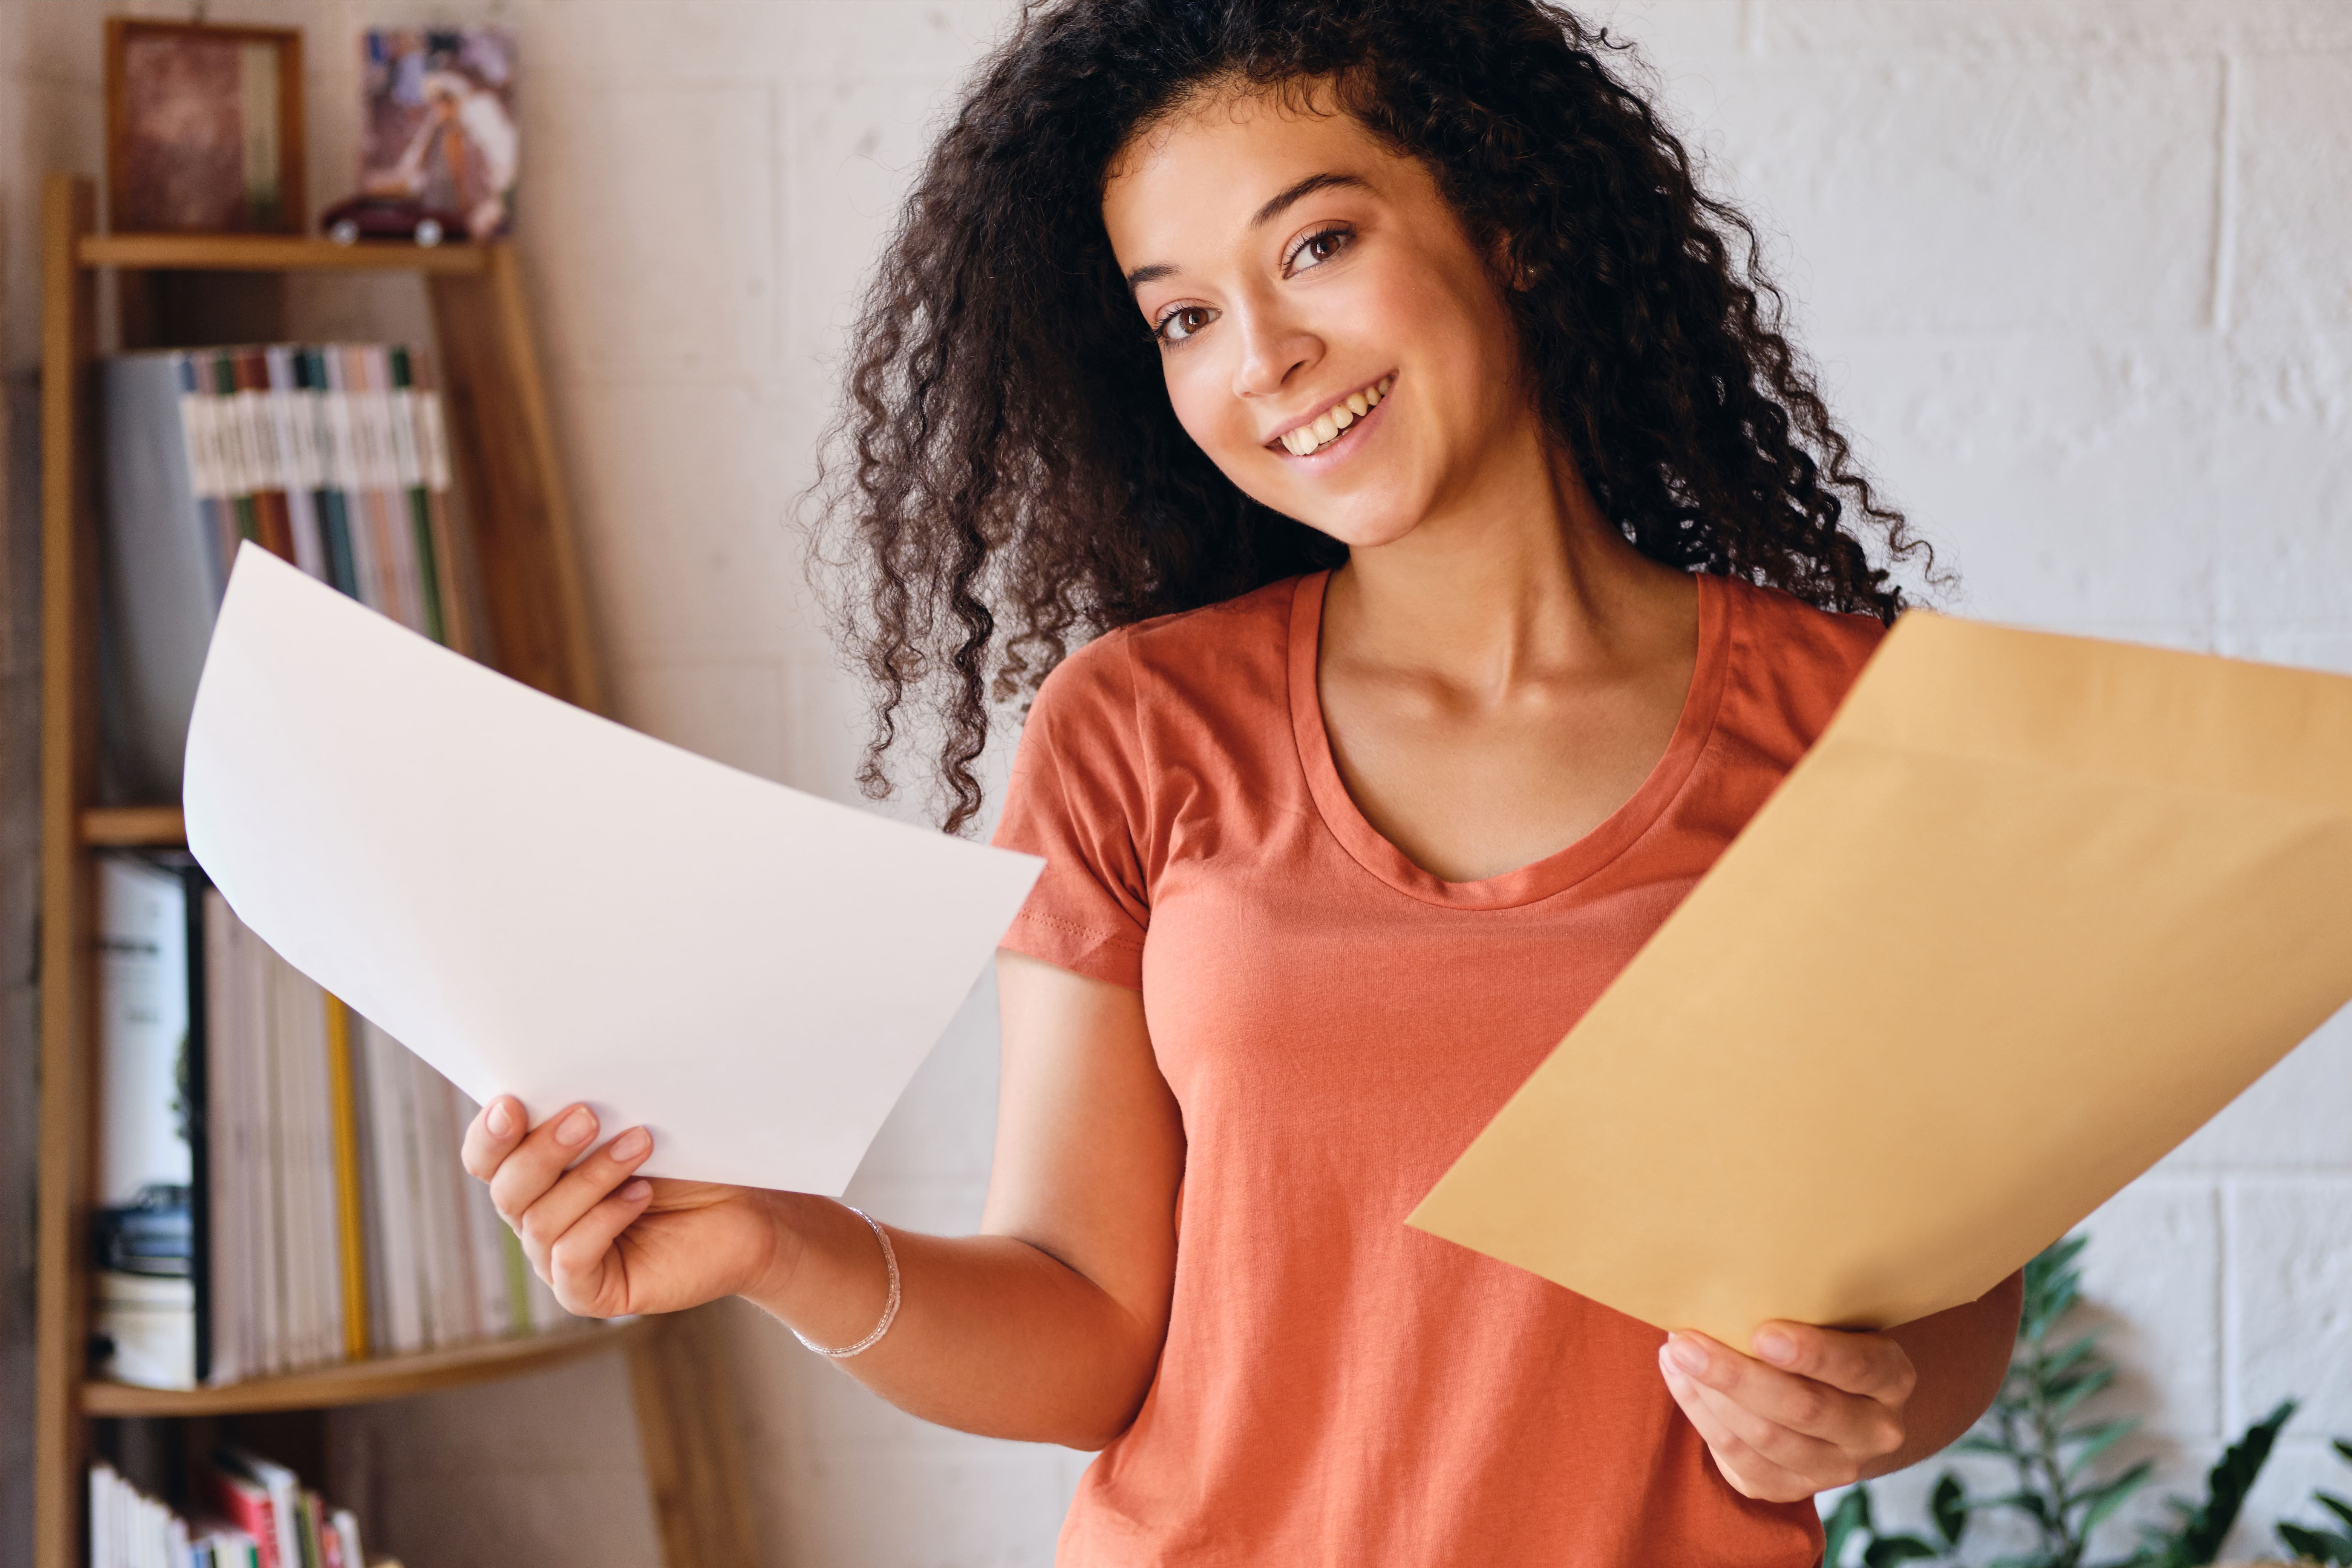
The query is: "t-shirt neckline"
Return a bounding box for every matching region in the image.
[1286,567,1733,911]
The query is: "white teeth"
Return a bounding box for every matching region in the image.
[1276,375,1393,456]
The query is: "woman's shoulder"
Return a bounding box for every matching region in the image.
[1715,574,1891,755]
[1723,574,1887,677]
[1031,574,1304,720]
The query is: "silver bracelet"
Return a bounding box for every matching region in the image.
[792,1205,900,1359]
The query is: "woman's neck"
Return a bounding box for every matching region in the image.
[1324,438,1690,693]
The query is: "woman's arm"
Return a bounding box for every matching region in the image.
[461,950,1182,1450]
[1656,1271,2024,1502]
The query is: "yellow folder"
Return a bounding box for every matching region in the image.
[1408,612,2352,1347]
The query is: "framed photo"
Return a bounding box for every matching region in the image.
[361,29,519,242]
[106,18,305,235]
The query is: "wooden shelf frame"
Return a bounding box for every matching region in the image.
[79,233,489,275]
[83,1321,651,1418]
[33,174,750,1568]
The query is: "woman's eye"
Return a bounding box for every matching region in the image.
[1155,305,1215,345]
[1286,225,1351,275]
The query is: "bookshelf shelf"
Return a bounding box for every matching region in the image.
[78,233,489,275]
[82,1321,651,1418]
[78,805,185,846]
[36,173,751,1568]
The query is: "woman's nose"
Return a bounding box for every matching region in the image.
[1230,304,1320,400]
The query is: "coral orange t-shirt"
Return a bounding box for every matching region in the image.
[992,568,1884,1566]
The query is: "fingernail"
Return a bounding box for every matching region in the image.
[486,1101,515,1138]
[1755,1329,1796,1365]
[621,1180,652,1202]
[608,1127,650,1163]
[556,1107,596,1147]
[1668,1335,1707,1375]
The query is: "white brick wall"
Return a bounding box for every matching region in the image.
[4,3,2347,1564]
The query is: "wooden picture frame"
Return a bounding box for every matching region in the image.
[106,18,305,236]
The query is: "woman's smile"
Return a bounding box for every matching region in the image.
[1268,372,1396,461]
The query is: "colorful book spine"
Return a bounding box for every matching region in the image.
[174,353,237,589]
[297,347,359,599]
[323,995,371,1362]
[263,344,328,582]
[227,348,295,561]
[408,348,468,654]
[386,345,447,645]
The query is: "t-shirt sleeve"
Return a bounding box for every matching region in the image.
[989,638,1153,990]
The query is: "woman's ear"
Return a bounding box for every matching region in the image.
[1491,228,1535,291]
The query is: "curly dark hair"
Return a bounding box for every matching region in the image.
[806,0,1933,834]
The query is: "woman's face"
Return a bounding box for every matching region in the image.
[1102,85,1539,551]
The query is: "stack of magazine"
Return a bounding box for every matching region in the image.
[94,851,577,1391]
[97,341,468,803]
[90,1449,395,1568]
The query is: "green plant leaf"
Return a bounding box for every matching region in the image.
[2332,1437,2352,1467]
[2318,1490,2352,1533]
[2277,1520,2352,1565]
[2135,1400,2293,1565]
[1864,1537,1942,1567]
[1932,1472,1970,1548]
[2075,1458,2155,1534]
[2040,1337,2102,1383]
[2021,1237,2090,1341]
[1956,1434,2022,1458]
[2047,1366,2119,1421]
[2064,1419,2139,1480]
[1823,1487,1871,1568]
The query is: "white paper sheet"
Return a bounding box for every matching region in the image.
[184,545,1043,1194]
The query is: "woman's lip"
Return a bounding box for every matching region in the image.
[1263,373,1398,450]
[1272,380,1390,463]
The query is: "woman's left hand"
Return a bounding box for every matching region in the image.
[1658,1322,1917,1503]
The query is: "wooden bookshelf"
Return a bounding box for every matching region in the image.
[34,174,752,1568]
[77,805,185,847]
[80,233,490,275]
[83,1321,652,1418]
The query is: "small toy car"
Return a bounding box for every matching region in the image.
[320,194,472,248]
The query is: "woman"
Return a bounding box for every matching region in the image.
[465,2,2023,1560]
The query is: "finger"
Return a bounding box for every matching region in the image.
[1664,1331,1898,1453]
[487,1103,602,1228]
[513,1126,655,1276]
[1682,1368,1862,1486]
[1750,1321,1917,1405]
[545,1181,655,1317]
[460,1095,526,1181]
[1659,1352,1819,1503]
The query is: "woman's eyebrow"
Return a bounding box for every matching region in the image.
[1123,171,1372,292]
[1250,170,1367,229]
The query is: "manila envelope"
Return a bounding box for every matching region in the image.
[1407,611,2352,1348]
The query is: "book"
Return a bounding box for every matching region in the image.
[91,853,196,1389]
[208,349,264,552]
[101,879,575,1383]
[230,346,296,563]
[202,1458,285,1568]
[298,346,359,599]
[96,354,227,800]
[264,344,328,581]
[385,345,446,645]
[97,340,477,796]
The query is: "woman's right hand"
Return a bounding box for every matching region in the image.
[461,1097,795,1320]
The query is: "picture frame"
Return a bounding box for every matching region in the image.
[106,17,305,235]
